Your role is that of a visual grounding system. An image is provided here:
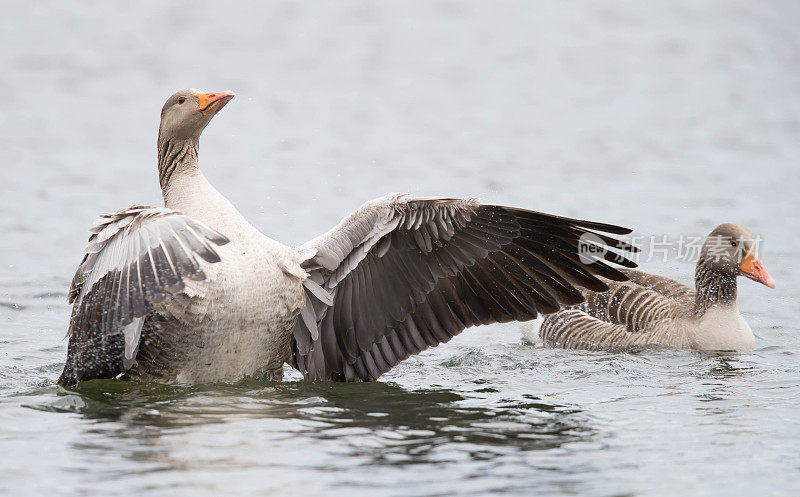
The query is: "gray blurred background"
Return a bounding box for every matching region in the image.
[3,1,798,276]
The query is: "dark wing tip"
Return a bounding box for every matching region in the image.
[502,206,634,235]
[197,249,222,264]
[573,220,633,235]
[182,218,230,247]
[208,232,230,246]
[606,251,639,269]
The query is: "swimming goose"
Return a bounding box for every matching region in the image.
[57,88,638,386]
[539,223,774,351]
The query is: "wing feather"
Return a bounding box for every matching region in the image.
[58,206,229,386]
[291,193,637,381]
[539,267,696,350]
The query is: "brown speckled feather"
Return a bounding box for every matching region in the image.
[539,268,696,350]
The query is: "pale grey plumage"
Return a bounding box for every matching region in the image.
[58,88,639,387]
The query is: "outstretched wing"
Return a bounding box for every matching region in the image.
[291,194,638,381]
[58,206,229,386]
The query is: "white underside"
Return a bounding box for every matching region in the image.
[688,306,755,351]
[139,168,307,383]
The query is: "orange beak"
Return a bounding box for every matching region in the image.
[739,251,775,288]
[197,90,235,115]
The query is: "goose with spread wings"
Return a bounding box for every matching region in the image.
[57,88,638,387]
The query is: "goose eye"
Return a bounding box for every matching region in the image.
[730,239,738,247]
[177,96,187,104]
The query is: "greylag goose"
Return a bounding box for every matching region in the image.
[57,88,639,387]
[538,223,775,351]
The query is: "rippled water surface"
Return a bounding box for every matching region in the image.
[2,1,799,495]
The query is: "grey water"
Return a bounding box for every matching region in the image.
[1,1,799,495]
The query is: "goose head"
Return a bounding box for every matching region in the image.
[158,88,235,142]
[699,223,775,289]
